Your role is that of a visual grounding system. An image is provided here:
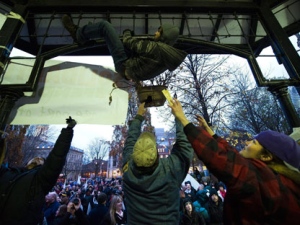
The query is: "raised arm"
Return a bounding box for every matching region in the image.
[166,99,194,183]
[196,115,215,136]
[37,117,76,193]
[169,99,256,187]
[169,99,191,126]
[168,117,194,183]
[122,103,146,165]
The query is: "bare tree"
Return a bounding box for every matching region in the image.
[5,125,63,167]
[146,54,240,130]
[226,71,290,135]
[86,138,110,177]
[110,125,127,169]
[21,125,50,164]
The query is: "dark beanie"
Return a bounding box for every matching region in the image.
[255,130,300,169]
[184,181,191,185]
[209,189,218,197]
[97,193,107,204]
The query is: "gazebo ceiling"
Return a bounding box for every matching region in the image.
[0,0,299,56]
[0,0,299,129]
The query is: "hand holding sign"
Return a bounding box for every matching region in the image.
[162,89,173,106]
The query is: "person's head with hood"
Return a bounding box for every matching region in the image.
[154,24,180,46]
[182,198,194,215]
[132,131,158,172]
[209,189,221,205]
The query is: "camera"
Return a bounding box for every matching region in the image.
[72,198,80,205]
[71,198,80,209]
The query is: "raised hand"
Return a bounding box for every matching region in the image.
[137,102,146,116]
[196,115,209,129]
[66,116,77,128]
[169,99,190,126]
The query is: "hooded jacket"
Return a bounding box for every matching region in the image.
[0,128,74,225]
[181,200,206,225]
[205,191,223,225]
[123,24,187,81]
[122,115,193,225]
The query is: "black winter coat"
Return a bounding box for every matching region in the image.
[88,203,108,225]
[58,209,90,225]
[0,128,74,225]
[180,211,206,225]
[206,198,223,225]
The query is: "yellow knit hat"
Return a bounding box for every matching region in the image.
[132,132,157,167]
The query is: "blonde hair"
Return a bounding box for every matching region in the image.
[261,148,300,185]
[109,195,123,225]
[267,162,300,185]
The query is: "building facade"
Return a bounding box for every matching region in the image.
[33,142,84,181]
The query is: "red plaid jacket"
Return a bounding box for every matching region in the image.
[184,123,300,225]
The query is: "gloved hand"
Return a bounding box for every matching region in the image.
[123,29,135,36]
[66,116,77,128]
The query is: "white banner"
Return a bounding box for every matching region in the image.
[3,59,131,125]
[182,173,200,190]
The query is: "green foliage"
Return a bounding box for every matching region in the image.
[221,129,252,151]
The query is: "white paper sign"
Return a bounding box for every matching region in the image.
[182,173,200,190]
[3,59,131,125]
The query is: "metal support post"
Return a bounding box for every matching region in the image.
[0,88,24,131]
[258,2,300,95]
[268,84,300,130]
[0,4,28,75]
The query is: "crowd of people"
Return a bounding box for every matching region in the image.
[180,179,225,225]
[34,171,225,225]
[42,178,126,225]
[1,100,300,225]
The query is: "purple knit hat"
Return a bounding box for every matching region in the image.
[255,130,300,169]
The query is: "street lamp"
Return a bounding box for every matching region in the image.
[100,162,104,178]
[93,158,99,178]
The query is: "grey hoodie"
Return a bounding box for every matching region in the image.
[159,23,180,46]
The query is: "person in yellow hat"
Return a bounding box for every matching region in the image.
[122,102,193,225]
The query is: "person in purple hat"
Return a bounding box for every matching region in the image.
[169,98,300,225]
